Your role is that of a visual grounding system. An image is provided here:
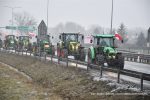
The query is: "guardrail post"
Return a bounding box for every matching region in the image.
[117,69,120,83]
[140,74,143,91]
[66,53,68,67]
[100,66,103,78]
[22,50,23,55]
[30,51,31,56]
[26,50,27,56]
[58,55,60,64]
[51,54,53,63]
[76,56,78,68]
[40,52,41,61]
[15,48,16,54]
[45,53,47,61]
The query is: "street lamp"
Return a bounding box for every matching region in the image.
[110,0,114,34]
[3,6,21,35]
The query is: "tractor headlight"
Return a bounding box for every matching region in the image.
[10,41,14,44]
[76,45,79,50]
[45,45,49,48]
[72,45,75,50]
[108,56,112,59]
[113,56,116,59]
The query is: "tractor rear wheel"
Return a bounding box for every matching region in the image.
[88,49,93,68]
[95,54,105,66]
[80,48,85,61]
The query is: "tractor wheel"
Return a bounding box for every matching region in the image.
[95,54,105,66]
[88,49,93,68]
[117,54,124,70]
[61,49,68,58]
[80,48,85,61]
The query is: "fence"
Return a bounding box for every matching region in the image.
[0,48,150,91]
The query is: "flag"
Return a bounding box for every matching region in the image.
[115,32,123,43]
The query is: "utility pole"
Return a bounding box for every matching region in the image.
[4,6,21,35]
[47,0,49,34]
[110,0,114,34]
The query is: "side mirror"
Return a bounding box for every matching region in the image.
[59,35,61,39]
[35,35,37,38]
[82,35,84,40]
[90,39,93,43]
[47,35,50,38]
[121,40,124,43]
[52,36,54,39]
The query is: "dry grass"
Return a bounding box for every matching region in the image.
[0,52,149,100]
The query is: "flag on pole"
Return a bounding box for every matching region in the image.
[115,32,123,43]
[28,32,36,37]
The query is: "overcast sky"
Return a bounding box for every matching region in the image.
[0,0,150,29]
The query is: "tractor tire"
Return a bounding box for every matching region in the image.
[61,49,68,58]
[88,49,93,68]
[95,54,105,66]
[74,55,80,60]
[80,48,85,61]
[117,54,124,70]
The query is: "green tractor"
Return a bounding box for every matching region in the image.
[57,33,85,61]
[88,34,124,69]
[4,35,17,50]
[17,36,32,51]
[33,35,55,56]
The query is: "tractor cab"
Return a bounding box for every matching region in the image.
[92,34,115,47]
[59,33,84,50]
[57,33,85,60]
[6,35,15,42]
[17,36,31,51]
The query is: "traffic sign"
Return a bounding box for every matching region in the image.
[6,26,17,30]
[38,20,47,35]
[5,26,36,31]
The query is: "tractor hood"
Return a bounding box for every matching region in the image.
[103,47,117,54]
[42,40,49,44]
[69,42,80,51]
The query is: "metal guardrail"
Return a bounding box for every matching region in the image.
[0,48,150,91]
[122,52,150,64]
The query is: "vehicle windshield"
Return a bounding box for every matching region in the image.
[64,34,78,42]
[96,38,114,47]
[7,35,15,40]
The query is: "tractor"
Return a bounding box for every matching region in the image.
[88,34,124,69]
[17,36,32,51]
[57,33,85,61]
[32,35,55,56]
[4,35,17,50]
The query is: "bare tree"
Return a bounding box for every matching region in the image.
[14,12,37,35]
[136,32,147,47]
[117,23,128,43]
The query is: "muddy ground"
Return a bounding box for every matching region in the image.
[0,51,149,100]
